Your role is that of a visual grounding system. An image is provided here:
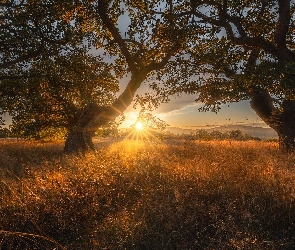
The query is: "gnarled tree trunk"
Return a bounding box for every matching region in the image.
[250,89,295,153]
[63,71,147,153]
[63,103,106,153]
[64,130,95,152]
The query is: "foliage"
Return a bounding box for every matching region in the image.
[0,127,10,138]
[1,0,192,147]
[133,109,169,132]
[0,140,295,249]
[3,50,118,139]
[0,0,90,137]
[2,0,295,152]
[179,129,261,141]
[122,110,170,140]
[0,0,82,69]
[95,114,125,138]
[142,0,295,151]
[148,1,295,107]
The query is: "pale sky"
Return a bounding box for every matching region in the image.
[119,81,264,129]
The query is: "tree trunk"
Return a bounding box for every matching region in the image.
[277,129,295,153]
[250,89,295,153]
[63,71,148,153]
[276,100,295,152]
[64,130,95,153]
[63,103,106,153]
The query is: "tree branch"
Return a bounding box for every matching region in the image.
[275,0,292,60]
[245,49,260,70]
[96,0,137,72]
[257,1,268,19]
[190,0,295,61]
[0,44,44,69]
[145,44,180,72]
[250,88,277,129]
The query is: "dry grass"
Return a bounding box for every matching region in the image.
[0,139,295,249]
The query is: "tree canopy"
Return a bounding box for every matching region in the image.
[4,50,118,139]
[1,0,295,152]
[133,109,168,132]
[1,0,88,138]
[0,0,82,69]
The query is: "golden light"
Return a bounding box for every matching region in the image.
[135,121,143,130]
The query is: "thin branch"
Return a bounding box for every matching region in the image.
[108,38,145,52]
[0,44,44,69]
[192,9,221,26]
[190,0,295,61]
[0,230,66,250]
[245,49,260,69]
[96,0,137,72]
[225,15,246,37]
[257,1,268,19]
[145,44,180,72]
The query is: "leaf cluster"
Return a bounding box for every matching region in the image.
[1,50,118,138]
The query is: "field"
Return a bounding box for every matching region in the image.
[0,138,295,249]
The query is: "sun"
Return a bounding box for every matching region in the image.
[135,121,143,130]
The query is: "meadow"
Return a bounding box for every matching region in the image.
[0,138,295,249]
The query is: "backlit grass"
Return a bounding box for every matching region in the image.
[0,139,294,249]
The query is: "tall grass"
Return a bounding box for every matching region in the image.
[0,139,295,249]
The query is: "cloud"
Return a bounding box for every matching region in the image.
[157,104,198,118]
[154,94,199,115]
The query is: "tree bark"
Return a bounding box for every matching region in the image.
[276,100,295,152]
[63,130,95,153]
[63,103,104,153]
[63,71,148,153]
[250,89,295,153]
[277,127,295,153]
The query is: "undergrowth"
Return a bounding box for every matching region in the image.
[0,139,295,249]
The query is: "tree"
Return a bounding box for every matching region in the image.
[126,110,168,140]
[61,0,192,152]
[0,127,10,138]
[1,0,191,152]
[150,0,295,152]
[0,0,87,137]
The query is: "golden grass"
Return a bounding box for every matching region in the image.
[0,139,295,249]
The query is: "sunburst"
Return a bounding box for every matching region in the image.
[135,121,143,130]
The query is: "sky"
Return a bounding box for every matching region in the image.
[119,81,265,130]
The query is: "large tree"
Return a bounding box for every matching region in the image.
[150,0,295,152]
[2,49,118,140]
[1,0,191,152]
[59,0,194,152]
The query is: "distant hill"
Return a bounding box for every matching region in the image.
[166,124,278,139]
